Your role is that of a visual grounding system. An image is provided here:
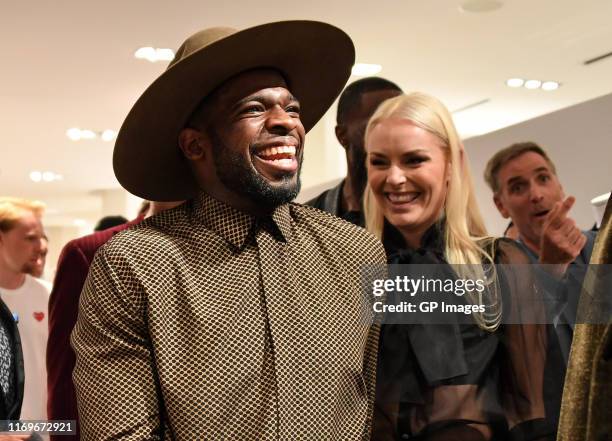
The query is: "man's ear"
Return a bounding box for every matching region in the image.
[335,125,349,150]
[493,194,510,219]
[178,128,208,160]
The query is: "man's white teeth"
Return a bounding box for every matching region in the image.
[388,192,419,203]
[258,145,296,158]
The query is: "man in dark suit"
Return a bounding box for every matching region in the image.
[46,201,181,441]
[307,77,402,226]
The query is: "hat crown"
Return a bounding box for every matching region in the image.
[170,27,237,69]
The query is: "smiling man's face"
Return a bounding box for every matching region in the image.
[185,69,306,213]
[494,151,565,246]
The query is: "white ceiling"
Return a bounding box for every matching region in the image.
[2,0,612,223]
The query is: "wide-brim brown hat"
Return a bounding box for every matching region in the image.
[113,20,355,201]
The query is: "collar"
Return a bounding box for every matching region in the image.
[192,192,293,249]
[383,218,446,257]
[516,236,539,262]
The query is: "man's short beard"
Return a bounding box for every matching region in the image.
[209,130,302,208]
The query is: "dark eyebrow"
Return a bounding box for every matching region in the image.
[286,93,299,103]
[506,176,526,186]
[506,166,551,186]
[534,166,551,174]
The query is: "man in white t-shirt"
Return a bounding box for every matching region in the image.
[0,197,49,425]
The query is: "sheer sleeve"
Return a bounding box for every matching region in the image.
[494,239,557,441]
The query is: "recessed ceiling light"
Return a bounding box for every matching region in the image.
[80,129,96,140]
[460,0,503,13]
[541,81,560,91]
[134,46,175,63]
[101,129,117,142]
[67,127,93,141]
[29,171,42,182]
[66,127,82,141]
[524,79,542,89]
[30,171,62,183]
[505,78,524,88]
[66,128,117,141]
[134,47,155,61]
[506,78,561,91]
[351,63,382,76]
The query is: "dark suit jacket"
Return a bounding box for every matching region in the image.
[46,218,141,441]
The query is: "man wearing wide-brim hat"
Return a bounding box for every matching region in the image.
[71,21,386,440]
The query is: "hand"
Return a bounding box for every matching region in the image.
[538,196,587,275]
[0,435,32,440]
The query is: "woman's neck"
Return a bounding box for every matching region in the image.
[399,223,433,250]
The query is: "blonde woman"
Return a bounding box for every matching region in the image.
[365,93,556,440]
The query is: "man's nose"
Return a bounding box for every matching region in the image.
[529,182,544,203]
[266,105,298,133]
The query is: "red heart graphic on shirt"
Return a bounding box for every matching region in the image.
[33,312,45,322]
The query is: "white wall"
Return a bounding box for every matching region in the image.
[465,92,612,236]
[299,102,347,194]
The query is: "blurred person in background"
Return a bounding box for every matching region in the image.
[0,198,49,425]
[307,77,402,226]
[93,215,128,232]
[485,142,595,277]
[0,296,35,438]
[485,143,596,353]
[0,294,24,429]
[46,200,182,441]
[0,296,38,440]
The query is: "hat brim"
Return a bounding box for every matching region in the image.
[113,20,355,201]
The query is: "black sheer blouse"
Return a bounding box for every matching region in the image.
[372,222,558,441]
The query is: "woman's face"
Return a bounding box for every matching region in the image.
[366,118,449,244]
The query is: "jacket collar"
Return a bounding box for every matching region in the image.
[192,192,292,249]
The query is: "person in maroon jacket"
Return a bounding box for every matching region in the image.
[46,201,182,441]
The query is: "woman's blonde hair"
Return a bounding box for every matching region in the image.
[363,92,501,330]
